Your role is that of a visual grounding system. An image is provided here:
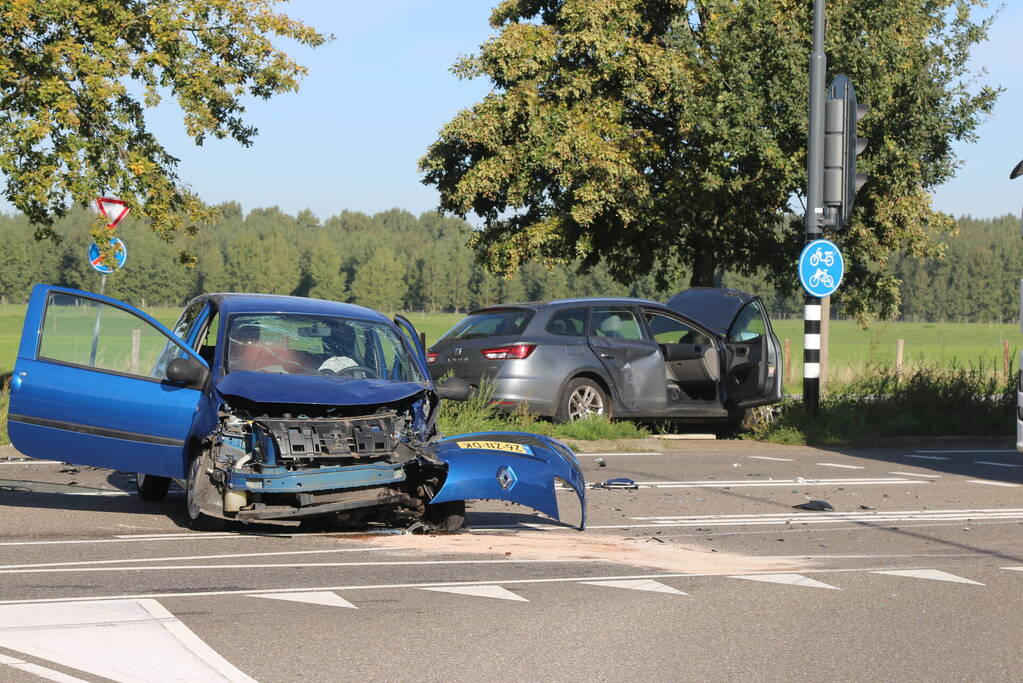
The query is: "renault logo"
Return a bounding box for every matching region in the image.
[496,465,517,490]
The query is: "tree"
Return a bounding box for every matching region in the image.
[420,0,999,318]
[0,0,326,247]
[351,247,406,313]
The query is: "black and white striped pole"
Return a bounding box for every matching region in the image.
[803,0,827,413]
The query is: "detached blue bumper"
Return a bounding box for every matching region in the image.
[427,432,586,529]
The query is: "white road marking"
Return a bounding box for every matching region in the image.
[974,461,1019,468]
[889,471,942,478]
[0,599,254,682]
[420,585,529,602]
[66,491,131,497]
[580,579,686,595]
[249,591,356,608]
[597,508,1023,530]
[0,546,401,570]
[0,652,90,683]
[871,569,984,585]
[114,532,241,538]
[747,456,795,462]
[0,558,601,575]
[916,449,1016,454]
[731,574,840,590]
[967,480,1022,487]
[628,477,923,489]
[1003,567,1023,573]
[0,568,902,606]
[816,463,865,470]
[905,455,950,460]
[576,452,661,457]
[0,535,250,547]
[0,460,63,465]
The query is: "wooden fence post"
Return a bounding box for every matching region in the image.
[130,329,141,375]
[1003,339,1010,381]
[784,338,791,384]
[895,338,905,382]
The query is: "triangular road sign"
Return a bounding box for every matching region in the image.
[95,196,129,229]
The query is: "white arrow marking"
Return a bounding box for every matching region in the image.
[0,599,253,682]
[420,585,529,602]
[580,579,686,595]
[730,574,840,590]
[248,591,356,608]
[871,569,983,585]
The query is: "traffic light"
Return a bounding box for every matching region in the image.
[823,74,868,227]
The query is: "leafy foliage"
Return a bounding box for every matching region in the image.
[421,0,1000,319]
[0,0,326,248]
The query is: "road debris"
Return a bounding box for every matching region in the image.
[595,458,607,467]
[591,478,639,490]
[792,499,834,511]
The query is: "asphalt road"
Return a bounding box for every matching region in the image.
[1,437,1022,682]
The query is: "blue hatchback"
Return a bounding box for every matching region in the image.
[7,285,586,531]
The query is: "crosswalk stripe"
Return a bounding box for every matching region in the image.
[729,574,840,590]
[871,570,983,585]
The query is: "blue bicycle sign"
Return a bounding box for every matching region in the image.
[798,239,844,297]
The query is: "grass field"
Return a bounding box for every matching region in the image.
[0,304,1016,378]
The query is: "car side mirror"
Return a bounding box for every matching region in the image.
[435,376,471,401]
[166,356,208,388]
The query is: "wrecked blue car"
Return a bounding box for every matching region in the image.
[7,285,586,531]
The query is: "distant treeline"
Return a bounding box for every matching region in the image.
[0,205,1016,322]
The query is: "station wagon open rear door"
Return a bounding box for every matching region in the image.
[7,285,208,478]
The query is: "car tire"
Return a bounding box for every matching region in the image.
[555,377,610,423]
[425,500,465,533]
[136,473,171,501]
[186,455,226,531]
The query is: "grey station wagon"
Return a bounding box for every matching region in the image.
[427,288,783,424]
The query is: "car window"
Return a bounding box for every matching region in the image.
[171,301,205,340]
[646,312,712,345]
[225,313,424,381]
[546,308,588,336]
[727,302,767,342]
[439,310,534,341]
[591,307,645,340]
[38,292,191,381]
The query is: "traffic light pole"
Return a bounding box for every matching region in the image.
[803,0,827,413]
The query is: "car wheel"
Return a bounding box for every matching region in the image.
[556,378,609,423]
[136,473,171,501]
[186,455,226,531]
[425,500,465,533]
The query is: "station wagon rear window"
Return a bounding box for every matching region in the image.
[439,309,534,341]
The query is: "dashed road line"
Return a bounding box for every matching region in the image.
[0,546,400,570]
[967,480,1021,488]
[731,573,840,590]
[629,477,924,489]
[748,456,795,462]
[974,461,1019,468]
[872,569,984,585]
[905,455,950,461]
[576,452,661,457]
[889,471,942,478]
[816,462,865,470]
[249,591,356,608]
[915,449,1016,454]
[421,585,529,602]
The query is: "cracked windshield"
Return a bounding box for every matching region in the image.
[226,314,423,381]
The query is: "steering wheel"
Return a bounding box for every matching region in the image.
[333,364,379,379]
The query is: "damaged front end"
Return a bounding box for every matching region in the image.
[195,384,586,530]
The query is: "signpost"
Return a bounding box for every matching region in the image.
[798,239,844,298]
[88,197,130,364]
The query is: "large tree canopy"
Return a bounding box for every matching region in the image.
[420,0,999,318]
[0,0,325,246]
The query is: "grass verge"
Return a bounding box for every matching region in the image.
[747,363,1015,446]
[437,380,648,441]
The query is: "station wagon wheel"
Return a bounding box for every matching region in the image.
[556,378,609,423]
[136,473,170,502]
[186,455,226,531]
[425,500,466,533]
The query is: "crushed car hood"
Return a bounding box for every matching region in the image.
[216,371,429,406]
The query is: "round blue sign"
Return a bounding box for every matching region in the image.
[798,238,844,297]
[88,237,128,274]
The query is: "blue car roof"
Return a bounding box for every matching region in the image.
[192,293,390,323]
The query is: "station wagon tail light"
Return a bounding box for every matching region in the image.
[481,343,537,360]
[426,352,438,364]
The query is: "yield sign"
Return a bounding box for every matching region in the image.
[95,196,129,230]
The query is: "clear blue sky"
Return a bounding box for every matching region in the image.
[145,0,1022,222]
